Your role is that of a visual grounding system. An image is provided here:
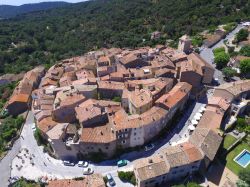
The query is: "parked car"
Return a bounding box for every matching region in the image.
[144,143,155,151]
[83,167,94,175]
[106,173,116,186]
[63,160,75,166]
[117,159,127,167]
[77,161,88,167]
[213,78,220,86]
[31,123,36,131]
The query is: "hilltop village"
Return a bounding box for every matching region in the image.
[4,35,250,187]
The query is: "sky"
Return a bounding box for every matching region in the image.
[0,0,85,6]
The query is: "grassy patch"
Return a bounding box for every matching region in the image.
[223,134,237,150]
[224,141,250,175]
[0,116,24,157]
[12,178,43,187]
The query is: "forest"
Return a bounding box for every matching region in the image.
[0,0,249,75]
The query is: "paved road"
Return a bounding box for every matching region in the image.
[0,139,21,187]
[199,24,244,85]
[9,100,206,186]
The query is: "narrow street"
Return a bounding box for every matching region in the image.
[199,23,244,85]
[9,100,206,187]
[0,139,21,187]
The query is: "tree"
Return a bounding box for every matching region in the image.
[236,29,249,42]
[239,59,250,76]
[214,52,230,69]
[236,117,250,134]
[237,168,250,187]
[239,45,250,57]
[118,171,136,185]
[222,67,237,79]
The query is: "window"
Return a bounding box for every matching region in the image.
[125,129,128,132]
[122,140,126,144]
[134,133,137,136]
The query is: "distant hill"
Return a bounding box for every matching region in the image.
[0,0,249,75]
[0,1,70,18]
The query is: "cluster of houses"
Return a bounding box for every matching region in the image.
[134,80,250,187]
[4,36,217,161]
[4,33,250,186]
[5,66,45,116]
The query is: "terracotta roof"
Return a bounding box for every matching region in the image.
[161,47,187,62]
[75,69,95,80]
[75,103,103,124]
[113,106,167,130]
[208,96,230,111]
[180,142,204,163]
[98,81,125,90]
[156,82,192,109]
[216,80,250,98]
[98,56,110,63]
[179,59,203,76]
[54,92,86,108]
[135,154,170,181]
[119,53,139,65]
[188,53,214,69]
[162,146,190,168]
[80,123,116,143]
[189,127,222,161]
[46,123,67,140]
[129,89,152,108]
[197,108,224,131]
[37,116,58,133]
[8,93,30,104]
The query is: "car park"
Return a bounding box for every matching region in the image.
[63,160,75,166]
[106,173,116,186]
[31,123,36,131]
[144,143,155,151]
[77,161,88,167]
[83,167,94,175]
[117,159,127,167]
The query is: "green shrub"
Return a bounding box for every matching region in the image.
[223,22,236,32]
[239,59,250,76]
[118,171,136,185]
[213,47,226,54]
[112,96,121,102]
[34,128,46,146]
[239,45,250,57]
[222,67,237,79]
[214,52,230,69]
[236,29,249,42]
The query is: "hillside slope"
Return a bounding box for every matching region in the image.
[0,2,70,18]
[0,0,249,74]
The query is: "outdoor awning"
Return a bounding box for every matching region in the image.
[198,106,206,113]
[196,113,202,117]
[188,125,195,131]
[194,115,201,120]
[191,120,198,125]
